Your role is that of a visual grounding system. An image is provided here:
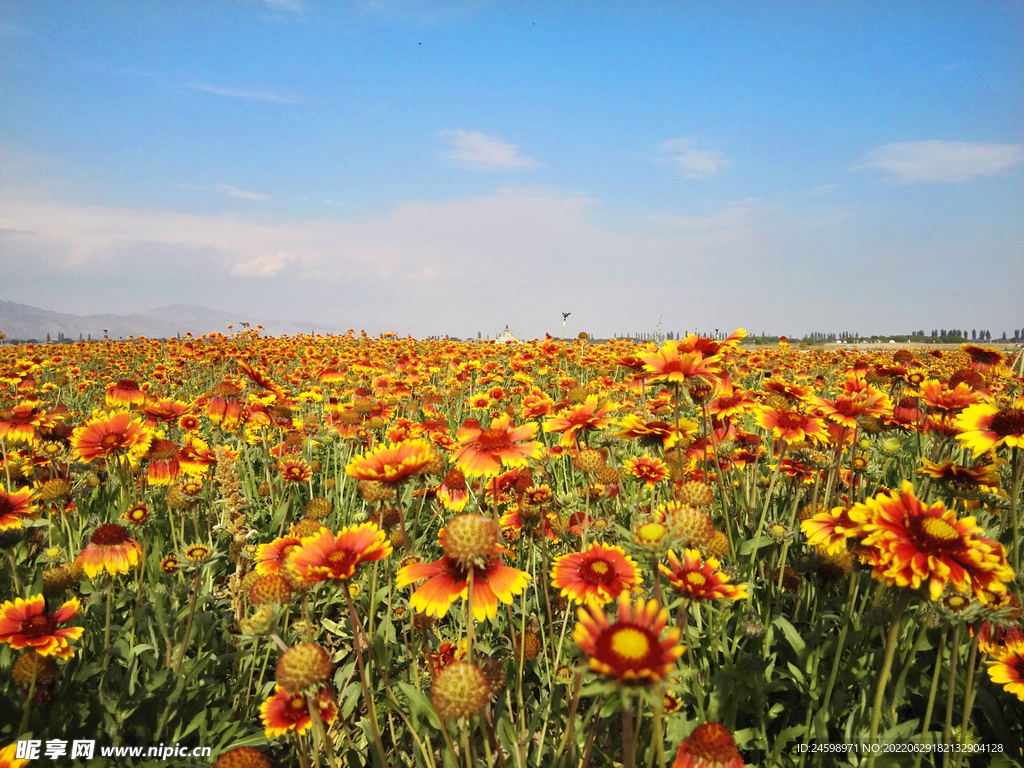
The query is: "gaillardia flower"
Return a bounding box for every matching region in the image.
[396,520,530,621]
[0,485,37,531]
[260,684,338,737]
[346,439,434,484]
[672,722,745,768]
[76,523,143,578]
[572,590,684,685]
[987,650,1024,702]
[451,414,543,477]
[287,523,392,583]
[71,410,153,464]
[955,400,1024,457]
[845,481,1014,601]
[542,395,619,447]
[551,543,642,606]
[0,594,84,659]
[659,549,748,603]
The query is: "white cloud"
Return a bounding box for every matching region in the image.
[186,83,297,104]
[439,130,540,170]
[854,141,1024,183]
[658,138,730,178]
[263,0,304,11]
[810,183,837,196]
[217,185,270,201]
[177,183,204,191]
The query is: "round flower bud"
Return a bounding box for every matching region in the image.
[430,661,489,720]
[442,514,499,567]
[276,643,333,694]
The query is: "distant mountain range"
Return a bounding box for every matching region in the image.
[0,301,342,341]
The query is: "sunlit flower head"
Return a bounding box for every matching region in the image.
[542,395,619,447]
[755,406,829,445]
[954,400,1024,457]
[260,684,338,738]
[572,590,684,685]
[659,549,748,603]
[639,346,721,385]
[346,438,434,484]
[396,526,530,621]
[987,650,1024,702]
[287,523,392,583]
[0,485,37,531]
[0,594,84,660]
[551,543,642,606]
[451,414,543,478]
[623,455,669,487]
[845,481,1014,601]
[71,410,153,464]
[76,523,143,578]
[105,379,146,409]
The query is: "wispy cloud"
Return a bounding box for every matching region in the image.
[657,138,730,178]
[854,141,1024,183]
[186,83,297,104]
[217,185,270,201]
[177,183,204,191]
[263,0,304,11]
[439,130,540,170]
[810,183,837,196]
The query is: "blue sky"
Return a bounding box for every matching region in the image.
[1,1,1022,339]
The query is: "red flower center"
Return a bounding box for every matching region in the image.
[775,411,808,430]
[475,428,512,452]
[326,550,359,574]
[100,433,126,450]
[116,379,140,391]
[582,558,613,584]
[908,515,964,554]
[0,497,12,516]
[91,523,129,546]
[989,409,1024,439]
[21,613,57,638]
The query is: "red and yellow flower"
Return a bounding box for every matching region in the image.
[396,521,530,621]
[287,523,392,583]
[542,395,619,447]
[346,438,434,484]
[622,455,669,487]
[551,543,642,606]
[844,481,1014,601]
[76,523,143,578]
[0,594,84,659]
[755,407,829,445]
[572,590,684,685]
[659,549,748,603]
[0,485,37,531]
[259,684,338,737]
[672,722,745,768]
[639,345,721,385]
[451,414,543,477]
[71,410,153,464]
[954,399,1024,457]
[987,650,1024,702]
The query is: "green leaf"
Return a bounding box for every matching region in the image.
[773,615,806,658]
[397,682,442,730]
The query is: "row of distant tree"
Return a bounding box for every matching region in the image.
[743,329,1023,346]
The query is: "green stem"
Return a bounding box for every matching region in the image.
[941,623,962,768]
[867,590,911,763]
[821,571,861,714]
[345,587,388,768]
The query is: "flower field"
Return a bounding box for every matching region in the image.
[1,329,1023,767]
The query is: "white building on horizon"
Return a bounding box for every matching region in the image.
[495,325,521,344]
